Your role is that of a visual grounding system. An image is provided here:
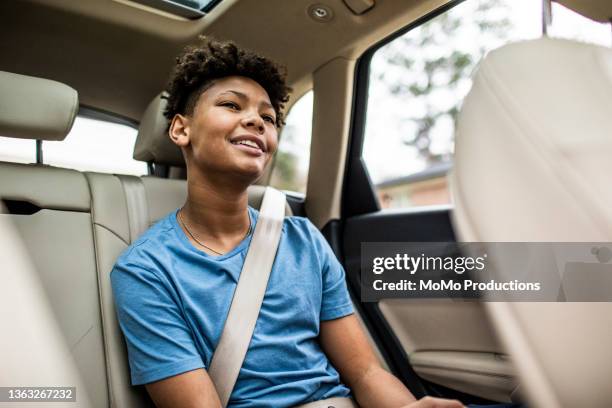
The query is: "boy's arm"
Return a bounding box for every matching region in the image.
[320,314,465,408]
[145,368,222,408]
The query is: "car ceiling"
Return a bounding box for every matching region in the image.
[0,0,448,123]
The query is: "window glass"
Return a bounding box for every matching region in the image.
[363,0,611,210]
[44,116,147,175]
[269,90,313,195]
[0,137,36,164]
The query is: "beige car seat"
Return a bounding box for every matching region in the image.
[0,208,94,407]
[0,70,107,406]
[450,2,612,407]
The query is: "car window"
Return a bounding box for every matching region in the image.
[0,136,36,164]
[0,115,143,175]
[42,115,147,175]
[362,0,611,210]
[269,90,313,195]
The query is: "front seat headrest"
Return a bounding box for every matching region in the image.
[452,37,612,242]
[133,93,185,167]
[0,71,78,141]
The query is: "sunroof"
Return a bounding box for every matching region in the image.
[133,0,223,19]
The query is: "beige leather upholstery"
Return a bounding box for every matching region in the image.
[133,93,185,167]
[379,299,513,402]
[140,176,189,222]
[0,161,90,211]
[86,172,154,408]
[307,57,355,228]
[0,210,93,407]
[0,70,78,141]
[451,37,612,408]
[0,163,110,407]
[453,38,612,243]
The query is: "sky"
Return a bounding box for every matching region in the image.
[0,0,609,181]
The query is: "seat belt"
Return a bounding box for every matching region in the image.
[208,186,286,407]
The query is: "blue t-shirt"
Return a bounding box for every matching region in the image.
[111,206,354,407]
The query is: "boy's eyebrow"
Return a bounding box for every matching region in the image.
[219,90,274,111]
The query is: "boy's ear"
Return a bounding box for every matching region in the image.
[168,114,190,147]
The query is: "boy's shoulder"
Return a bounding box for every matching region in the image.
[249,205,315,234]
[283,212,315,230]
[282,213,328,249]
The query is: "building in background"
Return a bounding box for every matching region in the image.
[376,162,451,209]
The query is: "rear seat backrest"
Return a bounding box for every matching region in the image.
[0,72,109,407]
[86,172,156,407]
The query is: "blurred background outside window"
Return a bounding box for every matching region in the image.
[269,90,313,195]
[0,116,147,176]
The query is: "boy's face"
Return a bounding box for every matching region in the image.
[170,75,279,183]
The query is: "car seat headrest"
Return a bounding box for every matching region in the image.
[452,37,612,242]
[133,93,185,167]
[0,71,78,141]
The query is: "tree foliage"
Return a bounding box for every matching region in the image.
[269,125,306,192]
[378,0,512,166]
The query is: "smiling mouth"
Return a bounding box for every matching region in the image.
[230,140,264,155]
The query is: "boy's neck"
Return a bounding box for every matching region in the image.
[180,173,251,244]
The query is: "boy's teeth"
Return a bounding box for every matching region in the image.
[237,140,259,149]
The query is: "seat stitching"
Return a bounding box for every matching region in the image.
[94,222,130,246]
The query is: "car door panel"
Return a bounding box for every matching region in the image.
[341,204,515,402]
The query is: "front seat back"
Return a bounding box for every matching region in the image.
[0,209,93,407]
[450,3,612,407]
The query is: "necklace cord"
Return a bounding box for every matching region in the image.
[178,208,252,256]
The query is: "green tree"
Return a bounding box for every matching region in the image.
[270,150,299,191]
[269,124,305,192]
[378,0,512,166]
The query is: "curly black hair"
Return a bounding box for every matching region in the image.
[163,36,291,128]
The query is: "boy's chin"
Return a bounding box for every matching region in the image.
[233,159,269,179]
[188,159,265,181]
[228,164,266,184]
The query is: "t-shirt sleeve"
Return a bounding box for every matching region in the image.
[306,220,354,321]
[111,254,204,385]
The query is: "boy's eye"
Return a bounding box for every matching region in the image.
[262,115,276,125]
[221,101,240,110]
